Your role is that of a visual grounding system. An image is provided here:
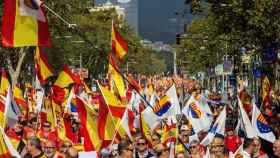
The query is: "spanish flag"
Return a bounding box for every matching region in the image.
[2,0,51,47]
[111,21,128,60]
[54,65,81,88]
[0,70,10,96]
[13,86,28,116]
[0,97,5,128]
[98,83,127,145]
[0,127,21,158]
[34,47,53,85]
[75,96,101,151]
[108,54,126,100]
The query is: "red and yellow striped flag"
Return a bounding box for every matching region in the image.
[0,70,10,96]
[54,65,81,88]
[112,21,128,60]
[98,84,127,146]
[75,96,101,151]
[108,54,126,100]
[2,0,51,47]
[13,86,28,116]
[0,97,5,128]
[34,47,53,85]
[0,127,21,158]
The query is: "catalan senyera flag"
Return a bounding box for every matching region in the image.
[13,86,28,116]
[111,21,128,60]
[54,65,81,88]
[75,96,101,151]
[108,54,126,100]
[161,116,177,145]
[0,70,10,96]
[261,76,271,108]
[34,47,53,85]
[2,0,51,47]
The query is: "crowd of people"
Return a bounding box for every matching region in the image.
[1,74,280,158]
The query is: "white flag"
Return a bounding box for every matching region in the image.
[203,147,210,158]
[19,0,46,22]
[183,96,212,133]
[165,84,181,116]
[200,107,226,146]
[238,98,257,138]
[120,108,132,139]
[141,107,160,130]
[251,99,276,143]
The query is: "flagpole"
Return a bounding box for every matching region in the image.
[42,4,76,28]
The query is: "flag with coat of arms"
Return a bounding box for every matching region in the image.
[251,98,276,143]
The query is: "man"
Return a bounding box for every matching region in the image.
[38,121,57,142]
[151,133,161,147]
[178,124,191,151]
[43,140,63,158]
[135,136,154,158]
[273,139,280,157]
[23,136,46,158]
[242,138,258,158]
[153,144,169,158]
[59,141,73,156]
[189,140,204,158]
[252,138,268,158]
[209,135,228,158]
[118,140,134,158]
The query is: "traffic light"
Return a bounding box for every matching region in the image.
[176,33,181,45]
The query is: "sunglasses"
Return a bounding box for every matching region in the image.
[190,145,197,149]
[44,146,55,149]
[125,148,133,152]
[43,125,51,128]
[137,142,146,146]
[62,144,72,148]
[211,145,224,148]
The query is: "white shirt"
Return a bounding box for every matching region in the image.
[242,150,251,158]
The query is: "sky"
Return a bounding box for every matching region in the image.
[95,0,196,44]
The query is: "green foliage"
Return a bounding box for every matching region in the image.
[178,0,280,75]
[0,0,166,81]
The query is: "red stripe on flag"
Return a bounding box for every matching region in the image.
[108,106,126,118]
[98,97,109,140]
[76,98,95,151]
[112,27,128,51]
[2,0,16,47]
[37,8,51,47]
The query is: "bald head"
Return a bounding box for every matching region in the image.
[273,140,280,157]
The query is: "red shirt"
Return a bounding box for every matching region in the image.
[224,135,242,152]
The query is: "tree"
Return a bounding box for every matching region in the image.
[0,0,166,85]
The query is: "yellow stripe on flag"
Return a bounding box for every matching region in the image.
[14,0,38,46]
